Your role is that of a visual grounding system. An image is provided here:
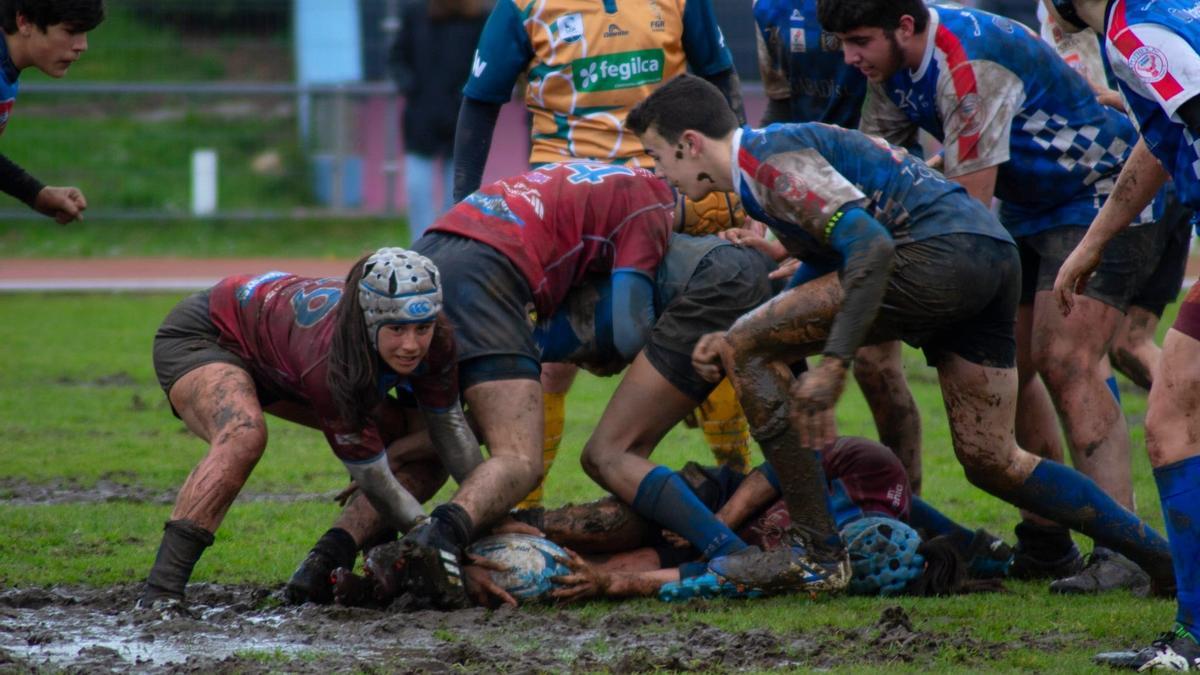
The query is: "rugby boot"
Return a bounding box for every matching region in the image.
[1094,625,1200,670]
[964,529,1015,580]
[1009,522,1084,580]
[284,551,338,605]
[658,572,763,602]
[1049,547,1151,596]
[708,525,850,593]
[395,520,470,610]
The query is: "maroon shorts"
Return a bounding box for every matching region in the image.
[1174,283,1200,342]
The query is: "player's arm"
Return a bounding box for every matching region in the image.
[610,270,657,361]
[822,208,894,363]
[451,0,533,201]
[551,548,680,600]
[935,61,1024,206]
[950,165,999,205]
[682,0,745,124]
[339,449,428,531]
[422,403,485,484]
[712,465,780,529]
[0,154,85,223]
[1054,137,1170,313]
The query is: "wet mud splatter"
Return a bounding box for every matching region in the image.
[0,585,1072,673]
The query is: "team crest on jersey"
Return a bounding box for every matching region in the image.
[1129,46,1169,84]
[790,27,805,52]
[772,172,810,202]
[555,13,584,43]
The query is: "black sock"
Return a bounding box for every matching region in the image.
[430,503,474,550]
[1015,521,1075,561]
[143,519,215,602]
[311,528,358,570]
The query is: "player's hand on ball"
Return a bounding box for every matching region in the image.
[790,357,848,450]
[549,549,609,602]
[692,332,731,383]
[1053,242,1103,316]
[34,186,87,224]
[463,554,518,608]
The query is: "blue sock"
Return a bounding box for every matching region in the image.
[908,497,975,553]
[1106,375,1122,404]
[1155,455,1200,635]
[632,466,747,560]
[1003,459,1173,584]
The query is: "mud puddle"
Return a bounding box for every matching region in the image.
[0,584,1068,673]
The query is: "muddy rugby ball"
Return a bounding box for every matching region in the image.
[466,533,571,601]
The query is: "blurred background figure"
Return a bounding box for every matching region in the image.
[391,0,488,242]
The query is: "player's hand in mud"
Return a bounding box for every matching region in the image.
[692,332,731,383]
[769,257,800,281]
[789,357,848,450]
[463,554,518,608]
[34,186,87,224]
[1053,240,1103,316]
[490,516,545,538]
[550,549,610,602]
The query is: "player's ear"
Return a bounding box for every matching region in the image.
[681,130,704,157]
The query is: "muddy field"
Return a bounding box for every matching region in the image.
[0,582,1081,673]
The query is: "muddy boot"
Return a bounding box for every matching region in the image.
[1094,625,1200,670]
[1049,547,1150,596]
[708,525,850,593]
[389,504,474,610]
[284,528,357,605]
[331,567,374,607]
[363,540,408,604]
[1009,522,1083,580]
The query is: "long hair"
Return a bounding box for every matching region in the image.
[328,254,381,431]
[906,535,1006,596]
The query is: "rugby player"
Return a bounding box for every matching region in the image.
[0,0,103,223]
[141,249,484,608]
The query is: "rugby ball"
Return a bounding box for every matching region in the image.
[465,533,572,601]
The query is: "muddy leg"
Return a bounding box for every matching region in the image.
[719,275,841,552]
[1110,305,1160,391]
[852,340,922,494]
[936,353,1173,586]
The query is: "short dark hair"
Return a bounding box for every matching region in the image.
[816,0,928,34]
[0,0,105,34]
[626,74,738,145]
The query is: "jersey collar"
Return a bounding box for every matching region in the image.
[910,7,939,82]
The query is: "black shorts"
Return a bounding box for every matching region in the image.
[1017,220,1158,311]
[644,246,774,401]
[868,233,1019,369]
[151,290,280,413]
[1131,196,1194,316]
[412,232,541,388]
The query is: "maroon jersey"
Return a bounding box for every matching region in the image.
[207,272,459,462]
[429,162,674,316]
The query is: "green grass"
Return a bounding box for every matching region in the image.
[0,290,1180,671]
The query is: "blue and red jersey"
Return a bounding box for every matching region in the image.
[860,5,1145,236]
[1103,0,1200,210]
[207,272,459,462]
[429,162,674,317]
[732,123,1011,263]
